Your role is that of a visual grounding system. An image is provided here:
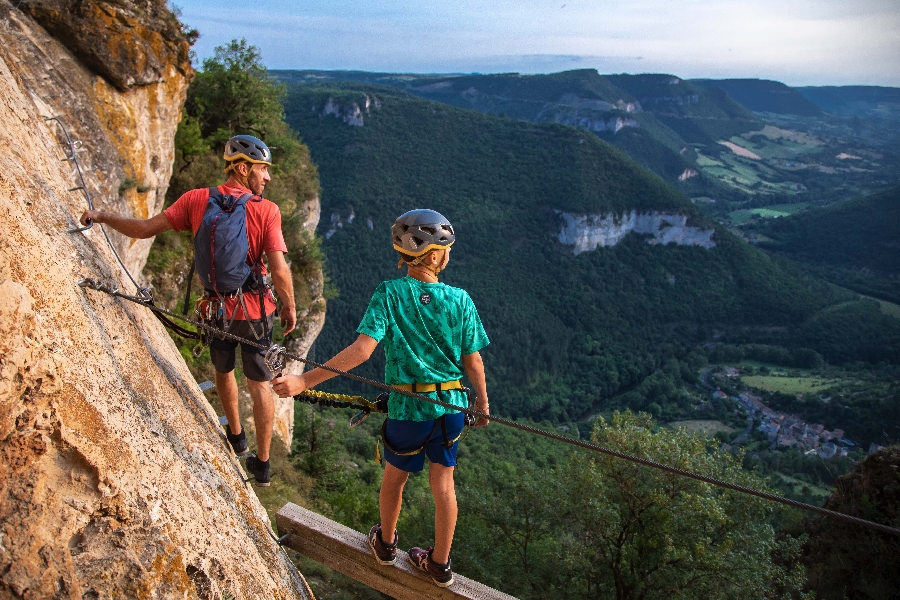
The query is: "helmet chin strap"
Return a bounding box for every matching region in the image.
[409,250,445,279]
[225,161,252,189]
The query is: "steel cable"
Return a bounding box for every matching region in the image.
[77,278,900,538]
[47,117,152,301]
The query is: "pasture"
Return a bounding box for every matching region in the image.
[666,420,735,436]
[740,375,835,395]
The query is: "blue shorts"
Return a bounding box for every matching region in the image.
[383,412,465,473]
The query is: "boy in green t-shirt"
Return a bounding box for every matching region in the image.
[272,209,490,588]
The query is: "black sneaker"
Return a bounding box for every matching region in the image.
[225,424,249,457]
[408,546,453,587]
[245,455,270,487]
[368,524,398,565]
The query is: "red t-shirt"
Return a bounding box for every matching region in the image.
[164,183,288,320]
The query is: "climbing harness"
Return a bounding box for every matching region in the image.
[375,412,471,465]
[75,276,900,538]
[374,386,475,463]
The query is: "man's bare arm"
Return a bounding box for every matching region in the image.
[267,251,296,335]
[271,334,378,397]
[462,351,490,427]
[80,210,172,239]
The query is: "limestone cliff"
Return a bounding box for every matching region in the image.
[557,211,716,254]
[0,2,309,597]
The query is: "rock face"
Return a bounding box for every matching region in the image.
[803,446,900,598]
[557,211,716,254]
[6,0,191,279]
[0,2,309,597]
[322,94,380,127]
[554,115,638,133]
[19,0,192,92]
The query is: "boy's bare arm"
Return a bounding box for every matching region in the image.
[462,351,490,427]
[271,334,378,397]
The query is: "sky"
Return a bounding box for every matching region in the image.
[174,0,900,87]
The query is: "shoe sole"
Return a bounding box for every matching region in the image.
[254,481,270,487]
[234,448,250,457]
[368,537,396,565]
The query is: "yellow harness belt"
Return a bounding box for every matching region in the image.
[392,380,463,393]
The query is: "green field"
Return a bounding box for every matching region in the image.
[772,472,833,503]
[729,202,808,224]
[666,420,735,436]
[873,298,900,319]
[741,375,835,394]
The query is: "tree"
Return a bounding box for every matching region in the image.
[187,39,287,143]
[554,411,808,599]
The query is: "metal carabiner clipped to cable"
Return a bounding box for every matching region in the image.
[264,343,287,377]
[349,409,370,429]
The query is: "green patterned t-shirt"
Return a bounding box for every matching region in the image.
[357,277,490,421]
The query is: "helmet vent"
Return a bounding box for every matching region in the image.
[420,226,437,235]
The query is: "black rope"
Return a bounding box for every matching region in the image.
[182,260,195,316]
[77,278,900,538]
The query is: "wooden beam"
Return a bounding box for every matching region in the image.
[276,503,518,600]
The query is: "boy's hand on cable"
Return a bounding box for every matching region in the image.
[272,374,307,398]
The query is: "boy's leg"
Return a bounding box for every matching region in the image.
[380,461,410,539]
[428,462,457,565]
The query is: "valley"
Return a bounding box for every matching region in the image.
[148,51,899,597]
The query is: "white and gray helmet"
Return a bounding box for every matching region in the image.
[391,209,456,257]
[223,134,272,166]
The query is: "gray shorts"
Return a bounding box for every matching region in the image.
[209,315,275,382]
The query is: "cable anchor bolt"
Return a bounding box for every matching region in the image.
[276,530,293,546]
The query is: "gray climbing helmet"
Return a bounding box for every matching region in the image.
[223,134,272,166]
[392,209,456,257]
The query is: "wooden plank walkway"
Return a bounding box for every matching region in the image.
[276,503,517,600]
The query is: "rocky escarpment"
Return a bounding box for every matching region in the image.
[321,94,381,126]
[802,446,900,597]
[0,1,309,597]
[7,0,191,279]
[557,211,716,254]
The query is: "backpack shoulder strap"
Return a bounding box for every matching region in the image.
[235,192,256,206]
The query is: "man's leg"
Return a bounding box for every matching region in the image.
[429,462,457,564]
[216,369,241,435]
[380,461,410,540]
[246,378,274,462]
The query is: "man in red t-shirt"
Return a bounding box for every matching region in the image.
[81,135,295,486]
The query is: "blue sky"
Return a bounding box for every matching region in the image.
[174,0,900,86]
